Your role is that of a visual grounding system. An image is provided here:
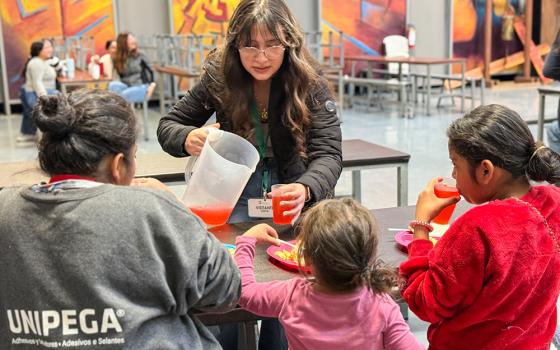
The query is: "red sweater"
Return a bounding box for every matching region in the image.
[400,185,560,350]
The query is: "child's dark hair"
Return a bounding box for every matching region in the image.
[33,89,137,177]
[448,104,560,183]
[296,198,398,293]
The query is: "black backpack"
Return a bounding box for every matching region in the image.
[140,59,154,84]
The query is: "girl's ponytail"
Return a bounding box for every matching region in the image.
[362,261,399,294]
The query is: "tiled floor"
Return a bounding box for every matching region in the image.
[1,81,559,348]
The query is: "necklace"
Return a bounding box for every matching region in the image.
[259,106,268,123]
[254,94,269,123]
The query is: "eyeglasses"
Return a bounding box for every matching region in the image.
[238,45,285,59]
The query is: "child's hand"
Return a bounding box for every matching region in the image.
[415,177,460,222]
[242,224,279,245]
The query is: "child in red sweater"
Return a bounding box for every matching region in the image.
[400,104,560,349]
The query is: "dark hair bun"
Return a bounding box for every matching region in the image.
[526,146,560,183]
[33,94,77,139]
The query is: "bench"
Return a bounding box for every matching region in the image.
[0,140,410,206]
[537,87,560,141]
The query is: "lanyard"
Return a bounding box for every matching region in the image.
[32,174,103,193]
[250,98,270,198]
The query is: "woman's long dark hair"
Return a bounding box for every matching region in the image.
[114,32,132,75]
[21,40,46,78]
[208,0,321,158]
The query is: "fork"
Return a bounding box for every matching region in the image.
[276,239,296,248]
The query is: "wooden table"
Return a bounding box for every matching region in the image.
[345,55,467,116]
[0,140,410,206]
[57,70,111,93]
[153,65,200,114]
[537,86,560,141]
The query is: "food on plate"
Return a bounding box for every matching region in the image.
[274,243,305,265]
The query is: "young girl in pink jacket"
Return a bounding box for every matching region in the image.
[235,198,423,350]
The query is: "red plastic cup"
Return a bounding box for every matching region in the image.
[271,184,296,225]
[433,178,460,224]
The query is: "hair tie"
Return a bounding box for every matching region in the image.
[529,145,547,162]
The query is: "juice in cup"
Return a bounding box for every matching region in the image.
[272,184,296,225]
[189,206,233,226]
[433,178,460,224]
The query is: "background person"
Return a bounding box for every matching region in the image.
[18,39,58,145]
[109,32,155,102]
[0,89,241,349]
[90,39,117,79]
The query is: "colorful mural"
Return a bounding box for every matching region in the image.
[172,0,240,36]
[0,0,115,99]
[321,0,406,59]
[453,0,525,72]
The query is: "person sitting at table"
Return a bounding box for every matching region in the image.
[17,39,58,146]
[109,32,156,103]
[399,104,560,349]
[90,39,117,79]
[543,29,560,154]
[0,89,241,349]
[235,198,423,350]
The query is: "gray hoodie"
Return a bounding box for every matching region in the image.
[0,184,241,349]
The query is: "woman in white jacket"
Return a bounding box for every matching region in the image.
[18,39,58,145]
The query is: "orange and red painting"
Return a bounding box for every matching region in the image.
[453,0,524,71]
[321,0,406,59]
[172,0,240,36]
[0,0,115,99]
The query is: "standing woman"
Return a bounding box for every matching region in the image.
[109,32,155,102]
[158,0,342,225]
[18,39,58,145]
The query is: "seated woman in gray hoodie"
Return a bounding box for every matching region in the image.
[0,89,240,349]
[109,32,155,103]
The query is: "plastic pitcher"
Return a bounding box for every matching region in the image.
[182,129,260,225]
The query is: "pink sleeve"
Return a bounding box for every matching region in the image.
[234,236,294,317]
[381,297,425,350]
[398,213,487,324]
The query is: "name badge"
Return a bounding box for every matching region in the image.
[248,198,273,218]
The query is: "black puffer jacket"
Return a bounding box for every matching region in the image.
[157,53,342,202]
